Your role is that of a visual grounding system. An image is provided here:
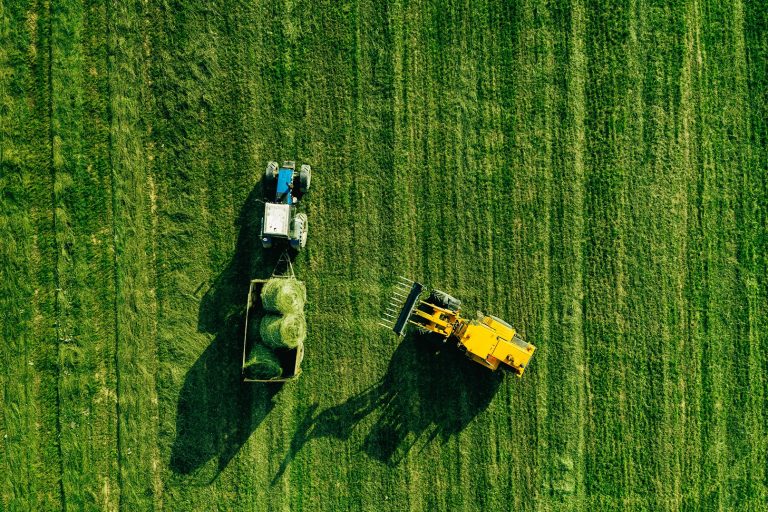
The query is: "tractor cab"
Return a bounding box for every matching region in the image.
[261,160,311,249]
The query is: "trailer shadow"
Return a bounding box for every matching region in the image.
[169,185,284,483]
[273,334,503,482]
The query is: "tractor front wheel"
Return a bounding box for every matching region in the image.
[264,161,278,188]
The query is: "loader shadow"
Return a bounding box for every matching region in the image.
[273,334,503,482]
[170,185,284,483]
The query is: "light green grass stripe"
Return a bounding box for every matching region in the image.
[50,0,119,508]
[145,1,224,504]
[0,1,62,509]
[107,0,161,508]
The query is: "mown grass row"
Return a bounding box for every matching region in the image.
[743,2,768,505]
[0,1,61,509]
[697,0,765,508]
[539,0,588,508]
[50,0,119,508]
[145,0,281,507]
[107,0,161,508]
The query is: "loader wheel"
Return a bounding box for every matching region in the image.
[299,164,311,193]
[429,290,461,312]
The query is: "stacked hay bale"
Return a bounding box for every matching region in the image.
[243,277,307,380]
[260,278,306,314]
[259,278,307,349]
[242,343,283,380]
[259,313,306,349]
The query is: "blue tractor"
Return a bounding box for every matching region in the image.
[260,160,311,249]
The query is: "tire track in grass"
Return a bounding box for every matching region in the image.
[422,1,479,509]
[394,2,428,508]
[493,3,524,507]
[385,3,429,507]
[107,0,160,507]
[0,1,61,509]
[409,0,451,508]
[390,0,418,279]
[50,0,119,508]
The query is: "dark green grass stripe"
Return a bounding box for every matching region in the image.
[743,0,768,504]
[582,0,636,505]
[621,1,689,507]
[499,0,558,506]
[0,0,61,509]
[712,0,767,507]
[695,0,756,508]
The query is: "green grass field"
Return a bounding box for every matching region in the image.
[1,0,767,510]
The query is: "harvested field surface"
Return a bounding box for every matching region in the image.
[1,0,766,510]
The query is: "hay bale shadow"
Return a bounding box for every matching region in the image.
[274,333,503,482]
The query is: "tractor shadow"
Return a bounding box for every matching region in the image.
[273,333,503,482]
[169,185,284,483]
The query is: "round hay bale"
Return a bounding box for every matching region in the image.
[243,343,282,380]
[260,278,306,314]
[259,313,307,349]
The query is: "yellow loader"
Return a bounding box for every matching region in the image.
[380,278,536,376]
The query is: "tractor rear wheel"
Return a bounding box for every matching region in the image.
[429,290,461,312]
[299,164,311,193]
